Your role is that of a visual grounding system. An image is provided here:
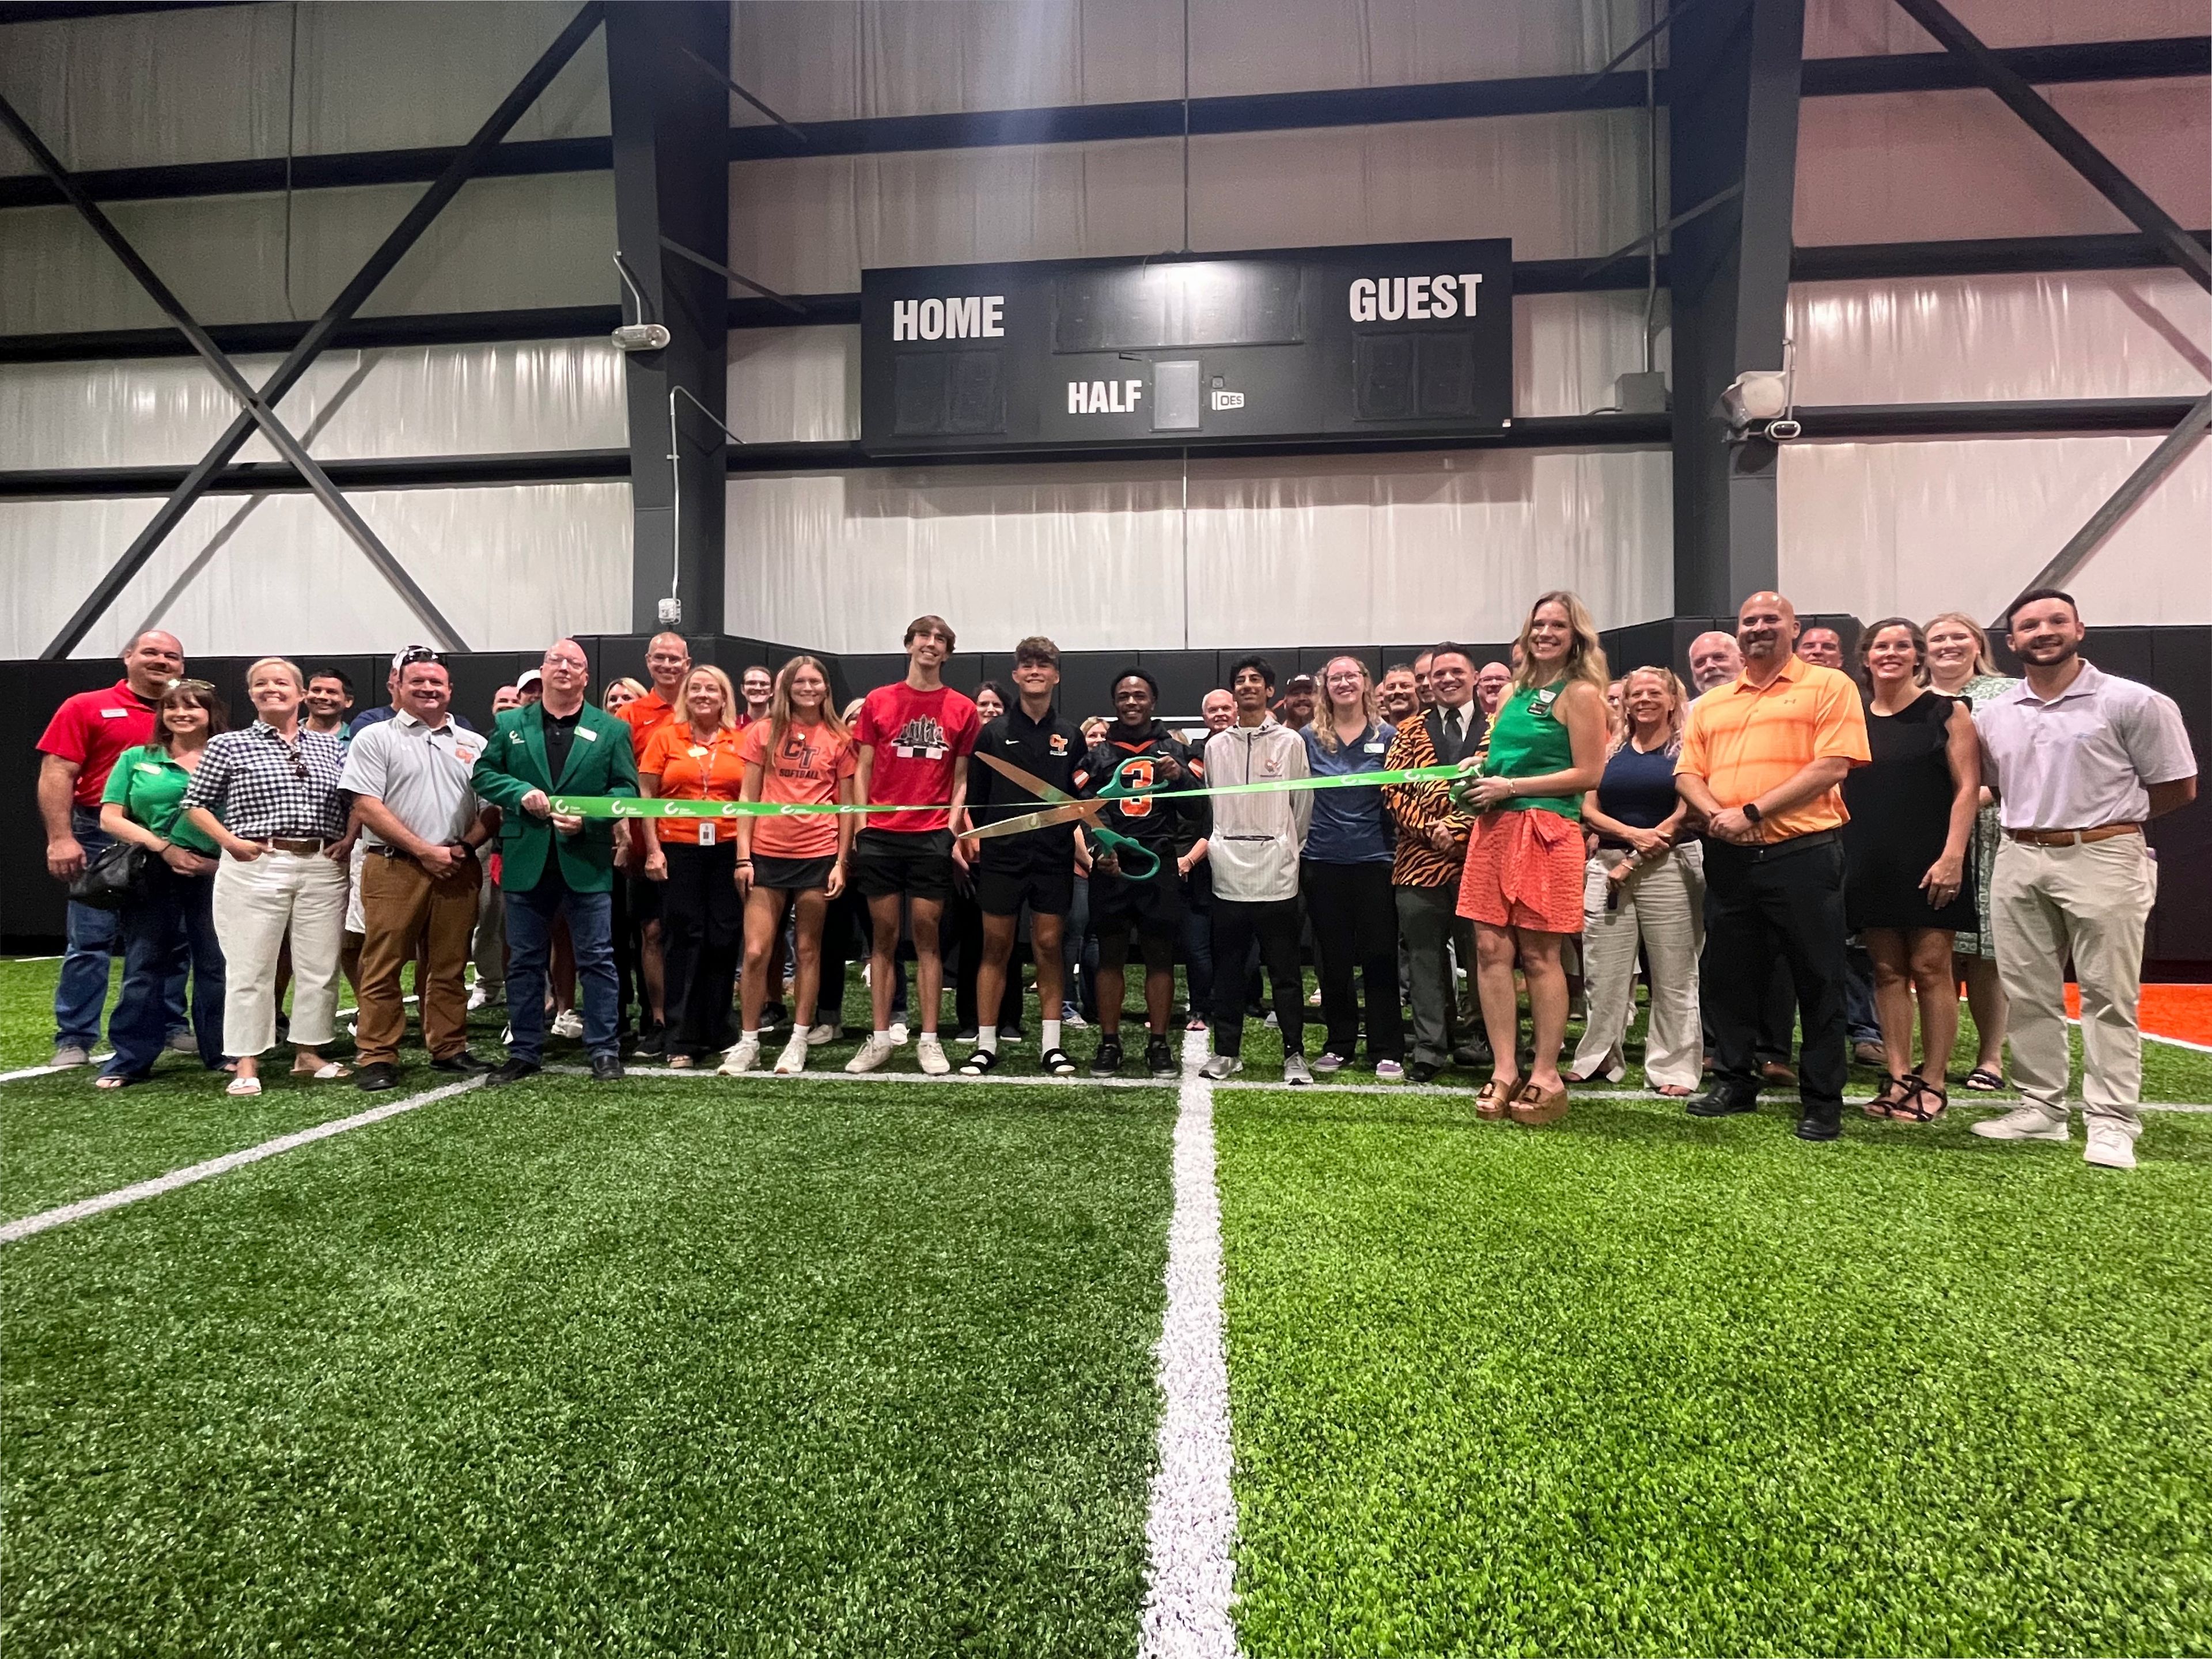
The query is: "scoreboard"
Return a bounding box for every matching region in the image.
[858,239,1513,457]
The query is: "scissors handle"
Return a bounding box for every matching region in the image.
[1092,827,1161,882]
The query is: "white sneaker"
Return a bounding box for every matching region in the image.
[1199,1054,1243,1081]
[805,1022,839,1047]
[2084,1120,2138,1170]
[720,1035,760,1075]
[889,1021,910,1046]
[551,1010,585,1040]
[1971,1104,2070,1143]
[774,1032,809,1075]
[467,984,504,1012]
[916,1035,950,1075]
[1283,1054,1313,1086]
[499,1023,513,1046]
[1062,1007,1088,1029]
[845,1033,897,1073]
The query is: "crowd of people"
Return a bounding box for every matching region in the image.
[36,582,2195,1168]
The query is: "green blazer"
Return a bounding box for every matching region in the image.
[471,702,639,894]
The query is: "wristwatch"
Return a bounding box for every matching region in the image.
[1742,802,1764,825]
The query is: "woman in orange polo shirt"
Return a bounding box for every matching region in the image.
[639,666,747,1067]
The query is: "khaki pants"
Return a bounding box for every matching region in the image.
[357,850,482,1066]
[212,848,348,1056]
[1991,835,2157,1133]
[1570,843,1704,1089]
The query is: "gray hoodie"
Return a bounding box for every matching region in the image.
[1203,716,1311,903]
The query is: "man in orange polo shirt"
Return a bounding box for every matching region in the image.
[615,632,691,1053]
[1676,591,1872,1141]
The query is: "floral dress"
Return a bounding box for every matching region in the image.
[1950,672,2018,959]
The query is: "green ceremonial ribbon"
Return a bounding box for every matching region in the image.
[547,762,1475,820]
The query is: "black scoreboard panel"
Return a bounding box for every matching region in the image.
[859,239,1513,456]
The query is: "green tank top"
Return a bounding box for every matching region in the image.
[1482,683,1581,820]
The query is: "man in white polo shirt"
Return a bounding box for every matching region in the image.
[1971,589,2197,1169]
[339,655,500,1091]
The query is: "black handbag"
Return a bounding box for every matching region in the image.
[67,839,154,911]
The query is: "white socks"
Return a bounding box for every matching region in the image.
[978,1025,998,1054]
[1043,1019,1062,1052]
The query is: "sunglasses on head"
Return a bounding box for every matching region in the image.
[397,647,443,668]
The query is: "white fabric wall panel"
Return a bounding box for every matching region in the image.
[1790,272,2212,404]
[0,173,616,336]
[0,483,631,660]
[0,2,606,176]
[1796,79,2211,247]
[730,112,1656,291]
[722,294,1664,444]
[1805,0,2209,58]
[0,340,626,471]
[726,0,1646,121]
[1778,437,2212,628]
[724,446,1670,652]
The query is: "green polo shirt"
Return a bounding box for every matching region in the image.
[100,744,219,854]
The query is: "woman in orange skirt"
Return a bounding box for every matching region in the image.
[1456,592,1610,1124]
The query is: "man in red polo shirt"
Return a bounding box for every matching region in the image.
[37,628,188,1067]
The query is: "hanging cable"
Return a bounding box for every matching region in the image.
[1180,0,1191,253]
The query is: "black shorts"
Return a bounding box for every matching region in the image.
[976,858,1075,918]
[852,827,956,903]
[1090,865,1182,940]
[753,853,836,892]
[626,872,664,923]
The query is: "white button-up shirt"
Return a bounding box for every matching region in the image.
[1974,660,2196,831]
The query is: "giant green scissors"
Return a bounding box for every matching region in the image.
[960,752,1168,881]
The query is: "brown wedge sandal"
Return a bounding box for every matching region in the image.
[1474,1079,1516,1121]
[1509,1079,1570,1127]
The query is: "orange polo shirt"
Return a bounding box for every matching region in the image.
[1677,654,1870,842]
[618,687,681,762]
[638,722,748,846]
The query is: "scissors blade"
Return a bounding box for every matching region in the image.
[977,751,1075,804]
[959,800,1100,840]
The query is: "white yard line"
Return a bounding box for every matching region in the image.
[0,1076,484,1247]
[2069,1016,2212,1055]
[1138,1027,1240,1659]
[0,1064,64,1083]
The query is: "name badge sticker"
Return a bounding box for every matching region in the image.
[137,762,162,774]
[575,727,598,743]
[689,745,709,758]
[100,708,130,718]
[1364,741,1388,753]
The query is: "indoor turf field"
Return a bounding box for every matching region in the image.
[3,955,2208,1657]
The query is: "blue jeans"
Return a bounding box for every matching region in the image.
[1844,941,1883,1046]
[1180,880,1214,1017]
[104,864,225,1080]
[55,805,187,1050]
[503,870,619,1063]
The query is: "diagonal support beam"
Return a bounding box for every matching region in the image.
[0,92,469,652]
[39,0,605,660]
[1891,0,2212,292]
[1998,389,2212,624]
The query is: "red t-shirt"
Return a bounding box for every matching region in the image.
[39,679,160,806]
[854,681,979,834]
[740,719,857,859]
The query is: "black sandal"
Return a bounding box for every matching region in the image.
[1863,1075,1911,1119]
[1961,1067,2004,1093]
[1039,1047,1077,1077]
[957,1048,1001,1077]
[1888,1075,1949,1124]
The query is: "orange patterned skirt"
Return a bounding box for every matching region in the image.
[1456,807,1587,933]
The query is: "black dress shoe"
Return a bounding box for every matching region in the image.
[1408,1060,1444,1084]
[1451,1045,1491,1069]
[485,1058,540,1088]
[430,1051,489,1074]
[1796,1112,1841,1142]
[590,1053,624,1082]
[355,1061,399,1092]
[1687,1089,1758,1118]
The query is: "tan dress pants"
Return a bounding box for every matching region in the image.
[356,851,483,1066]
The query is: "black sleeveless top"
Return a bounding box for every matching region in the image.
[1840,689,1975,932]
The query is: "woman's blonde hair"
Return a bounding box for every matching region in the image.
[680,665,739,733]
[1310,655,1378,752]
[1611,666,1689,757]
[1923,611,1997,677]
[244,656,304,691]
[769,656,849,753]
[1510,590,1610,698]
[603,676,647,710]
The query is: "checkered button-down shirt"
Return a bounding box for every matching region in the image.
[181,722,349,842]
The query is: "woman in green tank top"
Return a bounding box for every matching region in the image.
[1453,592,1611,1127]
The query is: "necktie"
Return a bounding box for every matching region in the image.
[1442,707,1462,755]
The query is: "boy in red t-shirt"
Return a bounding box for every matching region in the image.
[846,615,979,1076]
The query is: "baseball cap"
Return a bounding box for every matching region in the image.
[1285,673,1317,691]
[517,668,544,691]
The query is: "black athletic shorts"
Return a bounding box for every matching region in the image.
[852,827,956,903]
[753,853,835,892]
[626,871,664,923]
[975,857,1075,918]
[1090,865,1182,940]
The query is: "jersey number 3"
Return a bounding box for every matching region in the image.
[1118,758,1155,819]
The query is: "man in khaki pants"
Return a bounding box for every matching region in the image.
[338,657,499,1091]
[1971,589,2197,1170]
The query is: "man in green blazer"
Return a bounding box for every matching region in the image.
[472,639,639,1084]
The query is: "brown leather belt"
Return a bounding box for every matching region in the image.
[267,836,330,855]
[2005,823,2141,847]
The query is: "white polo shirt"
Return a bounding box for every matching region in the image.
[1974,660,2196,831]
[338,710,486,848]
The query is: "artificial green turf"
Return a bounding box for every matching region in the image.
[4,1078,1175,1657]
[1215,1087,2212,1657]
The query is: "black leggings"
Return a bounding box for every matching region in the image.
[661,842,741,1056]
[1303,860,1404,1062]
[1210,897,1303,1058]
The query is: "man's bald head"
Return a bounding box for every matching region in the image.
[644,631,692,693]
[1736,592,1799,664]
